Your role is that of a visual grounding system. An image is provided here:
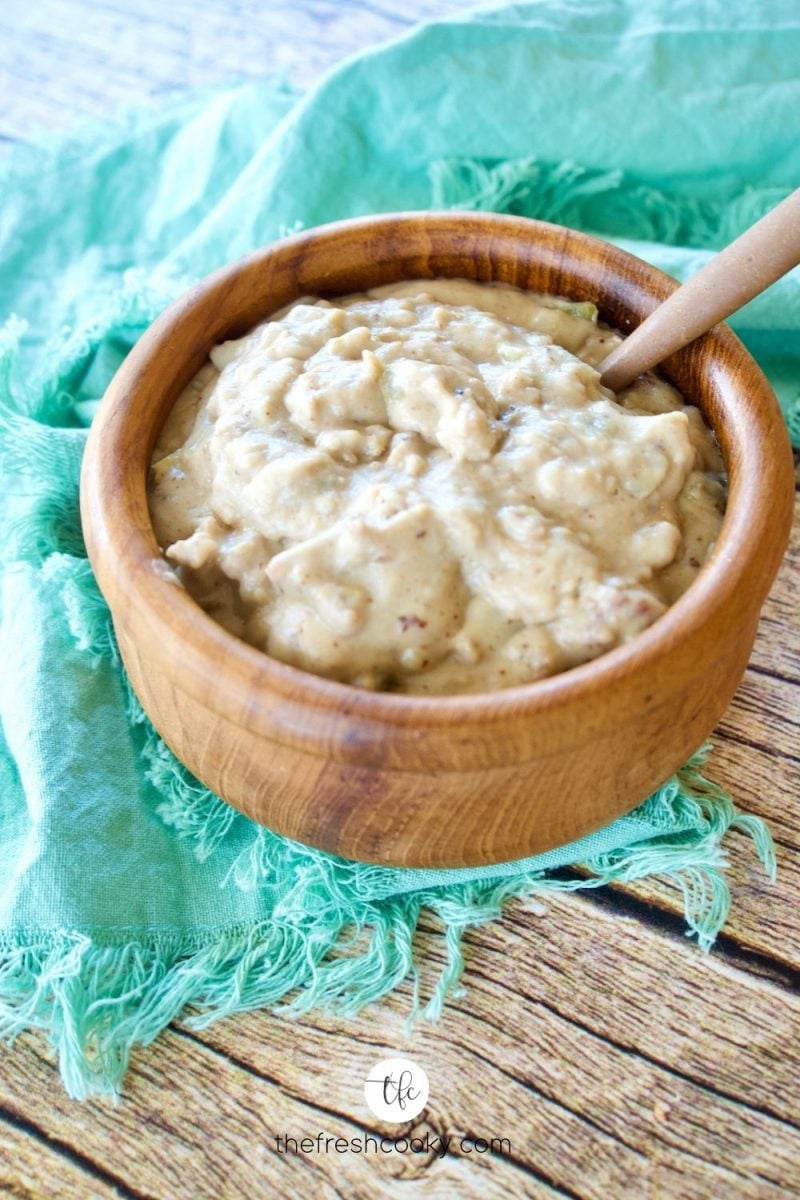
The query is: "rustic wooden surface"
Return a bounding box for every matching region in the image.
[2,4,799,1198]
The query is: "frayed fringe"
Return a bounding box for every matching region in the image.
[0,551,778,1098]
[138,712,782,972]
[0,175,782,1099]
[2,490,85,564]
[429,155,793,252]
[0,747,775,1101]
[0,924,309,1099]
[0,901,426,1099]
[0,402,86,487]
[148,730,239,863]
[43,555,118,663]
[0,271,190,568]
[429,155,800,443]
[51,546,775,965]
[2,269,188,424]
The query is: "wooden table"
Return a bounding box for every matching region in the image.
[1,4,799,1197]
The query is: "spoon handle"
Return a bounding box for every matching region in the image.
[598,187,800,392]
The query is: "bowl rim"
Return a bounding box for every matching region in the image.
[81,211,795,750]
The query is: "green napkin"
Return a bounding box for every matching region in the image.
[1,0,795,1098]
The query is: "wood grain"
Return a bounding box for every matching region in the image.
[2,4,798,1198]
[0,0,466,145]
[0,1029,565,1199]
[749,498,800,682]
[80,212,795,868]
[2,579,798,1194]
[612,739,800,971]
[0,1115,122,1200]
[2,887,799,1199]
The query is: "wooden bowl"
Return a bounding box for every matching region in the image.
[80,212,795,868]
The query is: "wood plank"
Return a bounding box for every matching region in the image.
[0,1112,124,1199]
[182,889,800,1198]
[599,476,799,960]
[719,669,799,764]
[751,575,800,684]
[0,1027,564,1200]
[601,708,800,971]
[0,4,797,1197]
[607,746,800,972]
[709,730,800,844]
[600,556,800,968]
[460,893,800,1123]
[748,492,800,684]
[0,0,466,143]
[3,883,799,1198]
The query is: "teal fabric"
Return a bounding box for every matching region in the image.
[0,0,793,1097]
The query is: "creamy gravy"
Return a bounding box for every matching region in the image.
[148,280,725,694]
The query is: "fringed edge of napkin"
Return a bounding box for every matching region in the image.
[0,160,788,1099]
[0,763,776,1102]
[430,155,800,445]
[54,549,777,939]
[0,547,777,1098]
[429,155,792,253]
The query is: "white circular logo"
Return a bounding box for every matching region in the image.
[364,1057,429,1122]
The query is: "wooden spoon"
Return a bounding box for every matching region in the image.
[598,188,800,392]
